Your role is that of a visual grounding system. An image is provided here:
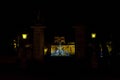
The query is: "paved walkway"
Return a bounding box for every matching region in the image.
[0,62,120,80]
[0,56,120,80]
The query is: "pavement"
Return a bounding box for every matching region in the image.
[0,62,120,80]
[0,56,120,80]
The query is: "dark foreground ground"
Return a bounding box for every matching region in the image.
[0,57,120,80]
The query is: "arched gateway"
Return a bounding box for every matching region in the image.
[31,25,86,63]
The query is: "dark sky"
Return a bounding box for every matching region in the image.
[0,3,119,53]
[1,5,115,25]
[0,4,118,39]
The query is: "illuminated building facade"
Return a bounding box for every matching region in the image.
[14,11,114,69]
[30,24,86,62]
[13,22,115,70]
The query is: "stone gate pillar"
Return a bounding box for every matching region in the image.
[73,26,86,60]
[31,26,46,62]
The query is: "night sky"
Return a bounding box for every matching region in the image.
[0,4,119,52]
[1,5,117,32]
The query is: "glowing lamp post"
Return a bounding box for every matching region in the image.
[91,33,96,39]
[22,34,28,39]
[44,48,48,55]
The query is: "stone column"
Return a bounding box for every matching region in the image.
[31,26,46,62]
[73,26,86,60]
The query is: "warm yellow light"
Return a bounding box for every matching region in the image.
[44,48,48,55]
[25,44,31,48]
[68,42,75,44]
[13,43,17,48]
[91,33,96,38]
[22,34,27,39]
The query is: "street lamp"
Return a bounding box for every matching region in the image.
[91,33,96,39]
[22,34,28,39]
[44,48,48,55]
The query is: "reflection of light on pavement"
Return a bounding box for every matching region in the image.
[13,43,17,48]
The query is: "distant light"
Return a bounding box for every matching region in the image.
[25,44,31,48]
[22,34,28,39]
[91,33,96,38]
[68,42,75,44]
[13,43,17,48]
[44,48,48,55]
